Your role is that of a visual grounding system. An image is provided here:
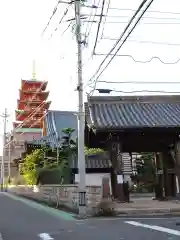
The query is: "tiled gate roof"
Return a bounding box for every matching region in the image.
[85,95,180,130]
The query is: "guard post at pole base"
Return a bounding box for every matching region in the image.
[78,191,86,217]
[79,191,86,206]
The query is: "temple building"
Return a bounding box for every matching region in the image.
[6,62,51,176]
[23,110,135,186]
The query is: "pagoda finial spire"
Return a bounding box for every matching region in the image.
[32,60,36,80]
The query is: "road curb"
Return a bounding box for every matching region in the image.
[115,208,180,217]
[5,192,76,221]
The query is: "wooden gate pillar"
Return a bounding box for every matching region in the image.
[175,141,180,197]
[154,152,164,199]
[110,141,124,202]
[160,151,176,198]
[161,152,171,198]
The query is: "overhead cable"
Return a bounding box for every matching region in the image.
[60,22,73,37]
[88,0,149,86]
[94,53,180,64]
[92,0,106,54]
[92,80,180,85]
[84,0,100,42]
[41,1,61,36]
[84,3,94,39]
[49,6,70,39]
[89,88,180,94]
[96,14,180,21]
[84,20,180,25]
[88,0,155,94]
[99,0,111,41]
[89,7,180,16]
[101,36,180,46]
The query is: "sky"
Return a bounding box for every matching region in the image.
[0,0,180,142]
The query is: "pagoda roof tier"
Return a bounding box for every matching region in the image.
[13,122,42,129]
[15,111,45,121]
[21,80,48,91]
[19,90,49,101]
[13,127,42,133]
[20,90,49,94]
[17,99,51,112]
[16,109,45,115]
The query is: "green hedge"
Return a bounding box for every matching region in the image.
[36,166,71,185]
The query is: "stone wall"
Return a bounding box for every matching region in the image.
[8,184,102,215]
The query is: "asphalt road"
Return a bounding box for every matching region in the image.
[1,192,180,239]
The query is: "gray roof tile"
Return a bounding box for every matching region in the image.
[85,95,180,129]
[27,110,77,147]
[70,153,112,169]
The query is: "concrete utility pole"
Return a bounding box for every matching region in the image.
[74,0,86,217]
[0,108,9,190]
[8,133,11,183]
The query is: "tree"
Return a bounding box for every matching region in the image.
[20,149,43,185]
[133,152,156,192]
[20,127,105,185]
[60,127,104,156]
[136,152,155,177]
[61,128,77,151]
[20,142,67,185]
[84,147,104,156]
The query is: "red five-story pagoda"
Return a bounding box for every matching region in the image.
[13,62,51,134]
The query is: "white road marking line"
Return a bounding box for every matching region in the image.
[88,225,96,229]
[125,221,180,236]
[38,233,54,239]
[87,217,180,221]
[0,233,3,240]
[76,222,85,225]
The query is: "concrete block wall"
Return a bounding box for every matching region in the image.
[8,184,102,214]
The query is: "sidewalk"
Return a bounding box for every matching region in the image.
[113,198,180,216]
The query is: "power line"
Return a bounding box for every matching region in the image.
[84,2,94,38]
[92,0,106,54]
[49,6,70,39]
[94,53,180,64]
[41,1,61,36]
[88,0,150,87]
[101,36,180,46]
[90,88,180,94]
[99,0,110,42]
[84,0,101,44]
[59,22,73,37]
[83,20,180,25]
[88,0,155,94]
[91,80,180,85]
[92,7,180,16]
[93,14,180,21]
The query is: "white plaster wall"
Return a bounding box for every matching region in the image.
[10,132,42,160]
[13,132,41,141]
[75,173,112,194]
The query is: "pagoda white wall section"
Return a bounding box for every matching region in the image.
[10,131,42,161]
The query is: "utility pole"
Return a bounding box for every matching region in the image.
[8,133,11,184]
[0,108,9,191]
[74,0,86,217]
